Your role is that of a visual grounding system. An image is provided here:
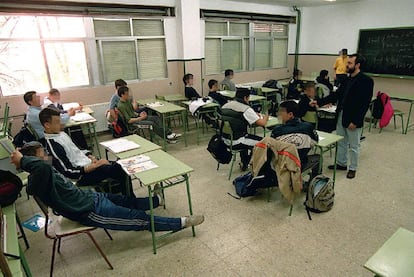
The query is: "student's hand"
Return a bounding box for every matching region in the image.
[67,108,76,116]
[88,155,97,163]
[348,123,356,130]
[139,111,148,120]
[77,103,83,111]
[10,149,23,169]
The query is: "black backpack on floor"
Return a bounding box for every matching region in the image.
[0,170,23,207]
[207,134,232,164]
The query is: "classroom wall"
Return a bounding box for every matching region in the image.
[296,0,414,112]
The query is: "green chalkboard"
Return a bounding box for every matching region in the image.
[357,27,414,77]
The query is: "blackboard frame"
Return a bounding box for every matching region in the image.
[357,27,414,80]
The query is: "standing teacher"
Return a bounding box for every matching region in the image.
[328,53,373,179]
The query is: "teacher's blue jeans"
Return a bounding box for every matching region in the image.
[336,112,362,171]
[77,192,182,232]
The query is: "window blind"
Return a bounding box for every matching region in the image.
[137,39,166,79]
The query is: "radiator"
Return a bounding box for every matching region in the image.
[87,102,109,133]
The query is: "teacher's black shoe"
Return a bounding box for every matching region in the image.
[328,164,347,170]
[346,170,356,179]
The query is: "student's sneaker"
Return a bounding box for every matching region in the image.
[153,184,164,206]
[183,215,205,228]
[167,138,178,144]
[167,133,182,140]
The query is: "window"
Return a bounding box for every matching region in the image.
[204,20,288,74]
[0,15,167,96]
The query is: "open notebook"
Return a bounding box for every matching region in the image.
[100,138,140,153]
[117,155,158,175]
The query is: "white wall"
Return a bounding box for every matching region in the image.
[300,0,414,54]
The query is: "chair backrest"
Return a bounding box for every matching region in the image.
[0,138,18,173]
[0,208,12,277]
[1,103,10,137]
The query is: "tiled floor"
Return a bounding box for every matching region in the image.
[16,121,414,276]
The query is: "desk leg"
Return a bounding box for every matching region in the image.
[184,174,195,237]
[148,186,157,254]
[162,114,167,151]
[19,244,32,277]
[333,142,338,187]
[404,102,413,134]
[182,110,187,147]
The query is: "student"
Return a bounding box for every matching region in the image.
[328,53,374,179]
[208,79,228,107]
[286,69,304,100]
[221,69,236,91]
[298,82,318,126]
[333,48,348,87]
[12,143,204,232]
[315,69,334,98]
[39,107,132,195]
[23,91,45,140]
[271,100,319,183]
[108,79,138,121]
[116,86,181,143]
[42,88,88,150]
[221,87,268,171]
[183,73,201,100]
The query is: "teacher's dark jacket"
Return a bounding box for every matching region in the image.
[336,72,374,128]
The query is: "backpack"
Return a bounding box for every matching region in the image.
[262,79,278,89]
[372,92,385,119]
[230,172,264,199]
[0,170,23,207]
[13,126,37,148]
[206,134,232,164]
[109,109,128,138]
[304,175,334,220]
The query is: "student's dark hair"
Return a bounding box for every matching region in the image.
[235,87,250,100]
[279,100,300,118]
[39,107,61,126]
[49,88,60,96]
[342,48,348,55]
[349,53,366,68]
[20,141,43,157]
[304,82,315,90]
[115,79,127,88]
[224,69,234,77]
[183,73,193,85]
[319,69,329,79]
[23,91,37,105]
[208,79,218,89]
[293,68,302,77]
[117,86,129,97]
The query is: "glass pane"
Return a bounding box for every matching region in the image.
[254,23,271,38]
[0,42,48,96]
[101,41,137,82]
[93,19,131,37]
[132,19,164,36]
[230,23,248,36]
[205,22,227,36]
[44,42,89,88]
[0,16,39,39]
[272,24,287,36]
[38,16,86,38]
[273,39,288,68]
[137,39,167,79]
[223,40,242,71]
[205,39,221,74]
[255,39,271,69]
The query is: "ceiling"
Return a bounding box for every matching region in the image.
[228,0,363,7]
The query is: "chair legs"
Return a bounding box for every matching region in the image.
[228,152,237,180]
[86,232,114,270]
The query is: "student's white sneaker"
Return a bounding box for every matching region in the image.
[167,133,182,140]
[183,215,205,228]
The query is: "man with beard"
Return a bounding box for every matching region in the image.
[328,54,373,179]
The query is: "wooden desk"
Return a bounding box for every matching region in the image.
[316,131,343,185]
[131,149,195,254]
[389,95,414,134]
[1,205,31,277]
[137,99,187,151]
[365,227,414,277]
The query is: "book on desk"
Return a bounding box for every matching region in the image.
[117,155,158,175]
[100,138,140,153]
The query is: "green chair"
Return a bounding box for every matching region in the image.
[218,120,243,180]
[0,103,10,138]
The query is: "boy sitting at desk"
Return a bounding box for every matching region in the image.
[183,73,201,100]
[221,69,236,91]
[12,143,204,232]
[116,86,181,143]
[108,79,139,121]
[298,82,319,127]
[271,101,320,189]
[208,79,228,107]
[39,107,132,195]
[42,88,88,150]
